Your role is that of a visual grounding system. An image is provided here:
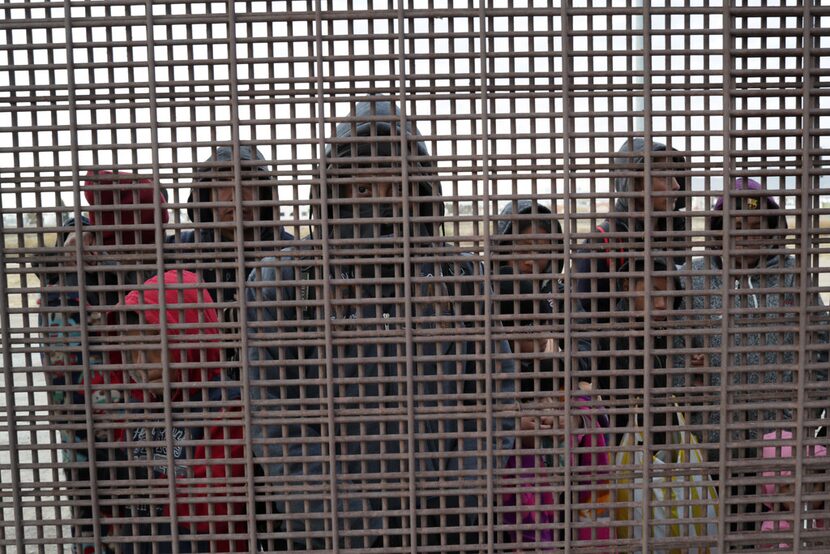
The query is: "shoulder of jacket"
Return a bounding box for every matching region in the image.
[247,250,302,291]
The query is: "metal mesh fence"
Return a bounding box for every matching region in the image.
[1,1,829,552]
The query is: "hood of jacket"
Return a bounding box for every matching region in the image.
[711,177,787,232]
[316,98,443,240]
[122,269,221,386]
[83,170,169,246]
[494,200,564,274]
[710,178,787,269]
[187,144,275,231]
[609,138,687,235]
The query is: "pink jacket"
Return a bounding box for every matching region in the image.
[760,430,827,547]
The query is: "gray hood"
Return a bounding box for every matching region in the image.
[609,138,687,238]
[612,137,687,212]
[317,98,443,239]
[187,144,274,225]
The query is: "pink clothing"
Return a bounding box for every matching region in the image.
[503,398,612,545]
[760,430,827,549]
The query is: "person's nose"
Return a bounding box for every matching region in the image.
[652,294,668,313]
[377,182,394,198]
[671,177,681,191]
[518,259,536,275]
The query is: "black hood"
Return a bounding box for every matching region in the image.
[315,98,443,240]
[187,144,274,226]
[609,138,687,236]
[494,200,564,274]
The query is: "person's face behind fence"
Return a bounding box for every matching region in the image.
[329,161,401,244]
[124,328,168,398]
[732,210,765,269]
[628,275,672,324]
[209,167,258,237]
[511,221,552,277]
[632,174,681,214]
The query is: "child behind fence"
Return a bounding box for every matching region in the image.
[759,430,828,549]
[496,270,611,546]
[109,270,247,553]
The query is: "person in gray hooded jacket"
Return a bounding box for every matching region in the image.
[246,98,516,550]
[491,199,561,411]
[686,176,830,530]
[688,176,829,474]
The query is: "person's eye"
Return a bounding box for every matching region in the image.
[357,185,369,195]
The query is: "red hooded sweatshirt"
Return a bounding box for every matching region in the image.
[118,270,246,551]
[84,170,169,246]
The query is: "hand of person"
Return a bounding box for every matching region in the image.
[63,231,95,266]
[519,401,567,448]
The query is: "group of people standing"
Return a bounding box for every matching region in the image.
[38,97,828,552]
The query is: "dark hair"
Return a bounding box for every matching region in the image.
[124,311,140,326]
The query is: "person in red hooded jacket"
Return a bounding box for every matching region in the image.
[105,270,246,553]
[83,170,169,247]
[37,170,170,554]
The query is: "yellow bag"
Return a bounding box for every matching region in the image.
[614,411,719,554]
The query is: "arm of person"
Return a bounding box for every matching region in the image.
[518,381,593,448]
[457,335,516,533]
[246,262,366,550]
[808,289,830,431]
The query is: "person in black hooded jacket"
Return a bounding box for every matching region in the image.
[167,144,293,309]
[491,199,565,390]
[166,145,293,368]
[492,199,564,309]
[574,256,684,445]
[246,98,516,550]
[572,138,687,320]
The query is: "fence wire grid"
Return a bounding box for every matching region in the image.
[1,1,829,553]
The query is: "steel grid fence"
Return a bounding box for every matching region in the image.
[1,1,829,552]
